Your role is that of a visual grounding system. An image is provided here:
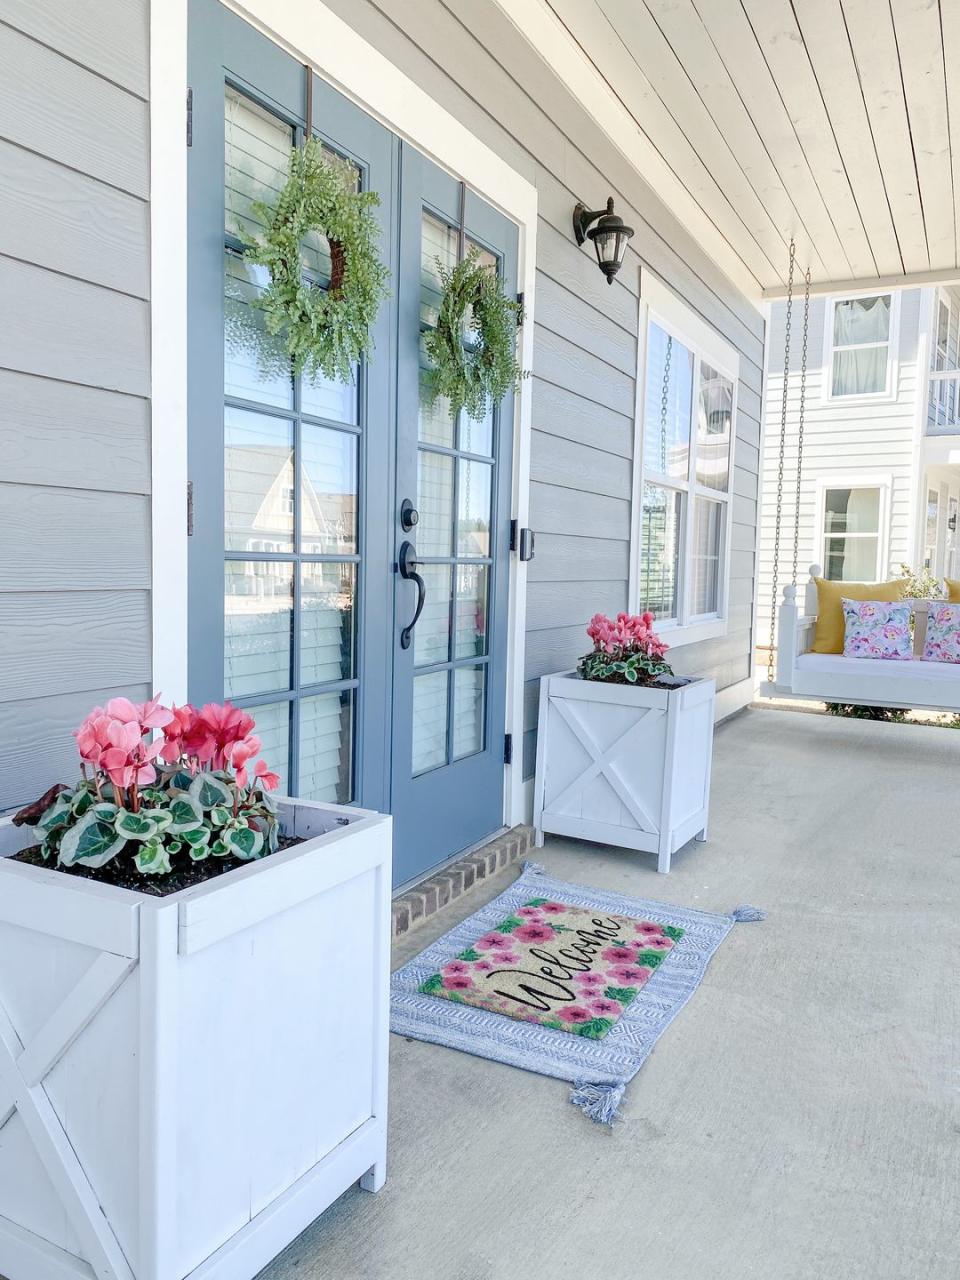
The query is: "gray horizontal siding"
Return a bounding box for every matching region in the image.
[0,140,150,297]
[0,10,151,811]
[0,685,151,811]
[324,0,764,780]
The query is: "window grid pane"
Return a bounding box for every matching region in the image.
[639,484,681,620]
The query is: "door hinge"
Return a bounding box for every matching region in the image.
[186,87,193,147]
[503,733,514,765]
[186,480,194,536]
[516,291,525,327]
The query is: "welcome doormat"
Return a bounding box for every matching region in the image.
[391,862,764,1124]
[418,899,684,1040]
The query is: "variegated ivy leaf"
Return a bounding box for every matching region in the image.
[71,789,94,817]
[209,805,232,827]
[223,824,264,861]
[167,795,204,834]
[59,812,127,869]
[37,799,73,834]
[133,840,172,876]
[181,825,210,848]
[148,810,173,833]
[188,842,210,862]
[211,838,230,857]
[163,768,195,793]
[189,772,233,810]
[114,810,161,841]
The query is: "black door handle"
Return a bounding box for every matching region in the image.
[398,540,425,650]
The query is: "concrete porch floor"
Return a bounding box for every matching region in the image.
[260,708,960,1280]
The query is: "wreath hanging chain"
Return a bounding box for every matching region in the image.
[424,248,527,420]
[240,137,390,385]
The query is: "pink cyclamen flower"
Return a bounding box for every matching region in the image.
[251,759,281,792]
[160,702,199,764]
[226,734,262,787]
[557,1006,591,1023]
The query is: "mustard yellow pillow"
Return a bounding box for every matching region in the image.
[812,578,908,654]
[945,579,960,603]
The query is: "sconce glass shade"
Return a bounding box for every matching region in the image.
[574,197,634,284]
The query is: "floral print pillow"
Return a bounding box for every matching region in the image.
[841,599,912,660]
[922,603,960,664]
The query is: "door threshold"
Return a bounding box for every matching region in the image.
[391,825,533,939]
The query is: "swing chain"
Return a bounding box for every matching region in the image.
[792,267,811,585]
[767,240,795,684]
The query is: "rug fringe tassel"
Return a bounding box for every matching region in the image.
[730,904,766,922]
[569,1080,625,1126]
[522,859,547,875]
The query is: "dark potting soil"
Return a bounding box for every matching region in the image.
[11,834,304,898]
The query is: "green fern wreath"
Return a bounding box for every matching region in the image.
[242,138,390,384]
[424,248,524,419]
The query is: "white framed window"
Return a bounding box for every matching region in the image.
[815,477,891,582]
[631,276,738,647]
[823,291,899,401]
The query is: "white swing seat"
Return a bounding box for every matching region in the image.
[764,566,960,714]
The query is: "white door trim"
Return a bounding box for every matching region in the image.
[149,0,538,829]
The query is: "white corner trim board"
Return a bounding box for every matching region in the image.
[150,0,538,829]
[533,673,716,873]
[0,799,392,1280]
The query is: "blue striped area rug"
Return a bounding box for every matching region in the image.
[390,861,764,1125]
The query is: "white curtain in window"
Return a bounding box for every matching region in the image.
[832,347,887,396]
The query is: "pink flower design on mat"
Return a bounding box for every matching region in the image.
[557,1006,592,1023]
[541,902,567,914]
[601,945,635,964]
[513,923,556,944]
[608,963,649,984]
[442,974,474,991]
[473,959,493,971]
[637,921,663,935]
[575,972,605,990]
[442,960,471,976]
[589,997,622,1017]
[477,932,513,950]
[643,936,673,950]
[517,906,543,919]
[492,953,520,967]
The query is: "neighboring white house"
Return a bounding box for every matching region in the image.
[758,285,960,654]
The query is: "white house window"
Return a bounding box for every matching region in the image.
[822,486,882,581]
[925,488,940,570]
[635,280,738,644]
[829,294,892,397]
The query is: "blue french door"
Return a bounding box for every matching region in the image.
[188,0,517,885]
[390,148,518,885]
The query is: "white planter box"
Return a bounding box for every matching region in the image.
[533,671,716,873]
[0,798,392,1280]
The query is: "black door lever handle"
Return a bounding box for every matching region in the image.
[398,540,425,650]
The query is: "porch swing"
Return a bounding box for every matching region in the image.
[763,243,960,714]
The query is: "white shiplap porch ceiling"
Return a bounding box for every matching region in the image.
[498,0,960,302]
